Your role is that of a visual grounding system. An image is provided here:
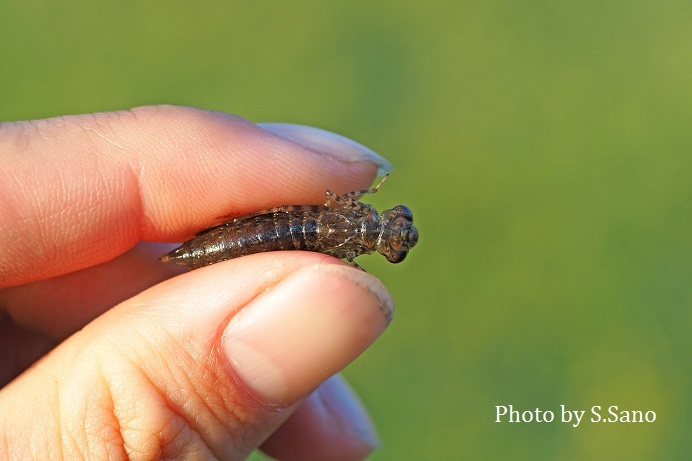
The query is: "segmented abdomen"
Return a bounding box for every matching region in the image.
[162,211,325,269]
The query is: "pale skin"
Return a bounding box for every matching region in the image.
[0,106,393,460]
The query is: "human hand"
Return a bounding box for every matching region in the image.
[0,106,394,460]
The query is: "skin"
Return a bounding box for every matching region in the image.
[0,106,391,460]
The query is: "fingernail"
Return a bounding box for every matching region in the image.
[316,375,381,449]
[222,264,394,405]
[258,123,393,175]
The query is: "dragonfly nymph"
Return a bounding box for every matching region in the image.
[160,174,419,270]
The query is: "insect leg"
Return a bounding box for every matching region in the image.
[325,190,376,212]
[342,173,389,200]
[324,173,390,210]
[346,252,366,271]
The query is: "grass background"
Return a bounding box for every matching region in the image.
[2,1,690,459]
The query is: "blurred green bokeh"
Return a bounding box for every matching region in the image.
[2,1,690,459]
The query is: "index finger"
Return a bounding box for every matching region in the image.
[0,105,390,287]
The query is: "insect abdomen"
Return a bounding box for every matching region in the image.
[161,212,321,268]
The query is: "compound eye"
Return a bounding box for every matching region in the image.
[393,205,414,222]
[386,249,408,263]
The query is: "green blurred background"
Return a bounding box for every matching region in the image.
[2,1,690,459]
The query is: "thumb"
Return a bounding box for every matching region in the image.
[0,253,393,460]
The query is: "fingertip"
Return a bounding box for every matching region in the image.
[261,374,380,461]
[258,123,393,176]
[0,251,393,460]
[222,262,393,405]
